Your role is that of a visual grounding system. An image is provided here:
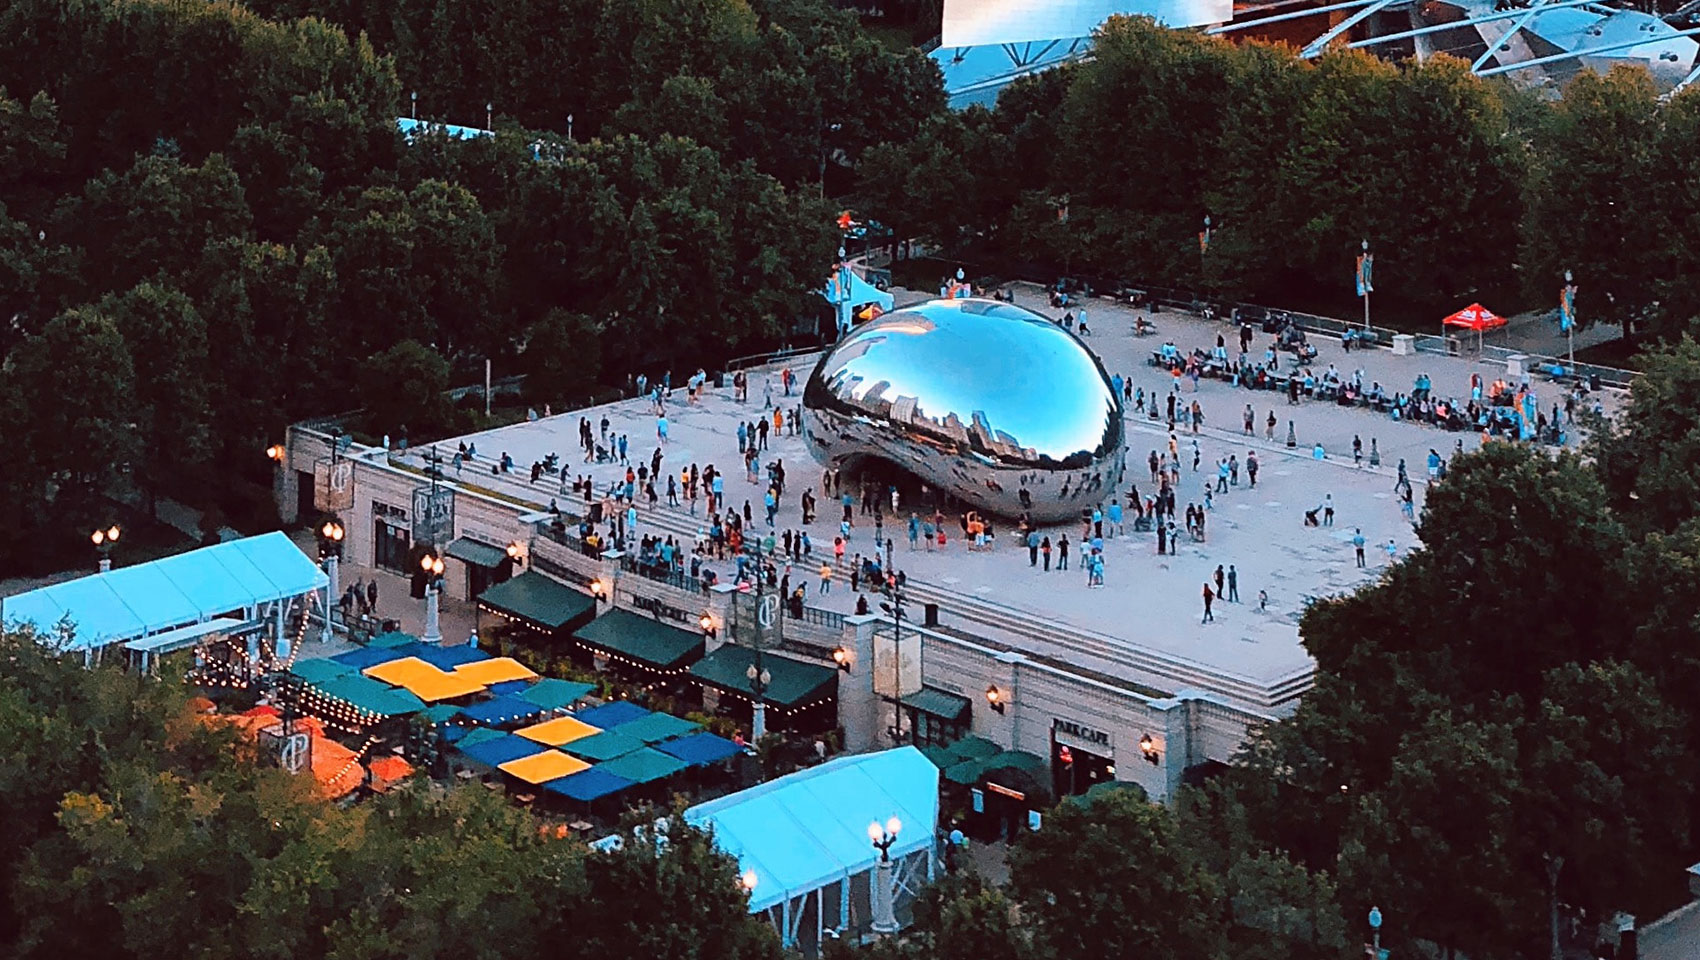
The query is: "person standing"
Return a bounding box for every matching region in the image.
[819,561,832,594]
[1202,582,1215,623]
[1265,410,1277,440]
[1041,536,1052,571]
[366,578,378,614]
[1226,565,1239,602]
[1246,451,1260,488]
[1243,404,1255,435]
[1058,534,1070,570]
[1214,564,1225,598]
[1027,528,1040,567]
[1352,434,1362,467]
[1323,494,1335,527]
[1352,528,1366,567]
[908,513,920,550]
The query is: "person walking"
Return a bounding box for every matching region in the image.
[1258,589,1268,611]
[1265,410,1277,440]
[1352,528,1366,567]
[1041,536,1052,571]
[1246,451,1260,488]
[1243,404,1255,435]
[1323,493,1335,527]
[819,562,833,594]
[1027,528,1040,567]
[1227,564,1239,602]
[908,512,920,550]
[1214,564,1225,598]
[1352,434,1362,466]
[366,578,378,614]
[1202,582,1215,623]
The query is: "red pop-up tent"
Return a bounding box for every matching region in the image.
[1443,303,1506,352]
[1443,303,1506,331]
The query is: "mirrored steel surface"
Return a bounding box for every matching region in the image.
[802,298,1126,521]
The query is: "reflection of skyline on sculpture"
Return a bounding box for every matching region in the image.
[802,298,1126,521]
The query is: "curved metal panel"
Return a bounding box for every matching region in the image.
[801,298,1126,522]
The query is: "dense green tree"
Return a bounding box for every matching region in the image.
[1008,790,1224,960]
[360,338,453,439]
[1591,335,1700,531]
[1521,66,1660,338]
[522,309,603,405]
[98,283,213,515]
[5,307,139,513]
[52,153,253,297]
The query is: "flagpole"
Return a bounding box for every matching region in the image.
[1361,239,1371,331]
[1564,269,1575,376]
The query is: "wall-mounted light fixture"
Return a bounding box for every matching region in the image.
[1140,733,1161,765]
[985,685,1005,714]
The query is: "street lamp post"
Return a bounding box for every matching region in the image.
[486,102,493,131]
[747,659,772,740]
[1369,905,1384,959]
[410,90,417,120]
[868,817,903,936]
[90,525,120,573]
[880,581,908,743]
[420,553,445,643]
[319,520,345,641]
[748,563,774,740]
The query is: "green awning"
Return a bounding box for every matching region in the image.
[517,678,595,711]
[445,537,508,568]
[419,704,462,725]
[369,631,416,649]
[920,745,956,770]
[311,674,425,717]
[595,746,690,784]
[574,609,704,672]
[943,758,987,785]
[459,727,507,748]
[983,750,1047,777]
[290,658,353,682]
[562,730,647,762]
[688,645,837,709]
[947,736,1001,761]
[614,711,701,744]
[479,572,596,632]
[900,687,971,723]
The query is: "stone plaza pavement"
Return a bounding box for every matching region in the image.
[398,288,1626,701]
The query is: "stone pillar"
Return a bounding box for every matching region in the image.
[840,615,881,752]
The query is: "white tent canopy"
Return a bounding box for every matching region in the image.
[2,531,327,651]
[686,746,939,922]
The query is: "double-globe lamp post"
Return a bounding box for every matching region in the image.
[869,816,903,936]
[91,524,120,573]
[420,553,445,644]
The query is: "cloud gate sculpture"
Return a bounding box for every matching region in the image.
[801,298,1126,522]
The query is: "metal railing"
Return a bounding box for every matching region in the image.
[723,345,822,373]
[1008,276,1639,387]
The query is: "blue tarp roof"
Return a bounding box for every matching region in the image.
[1,531,327,650]
[488,679,533,696]
[396,117,495,142]
[459,695,544,725]
[331,646,410,670]
[543,767,636,802]
[459,733,544,767]
[573,701,651,729]
[413,644,491,669]
[685,746,940,913]
[657,731,743,767]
